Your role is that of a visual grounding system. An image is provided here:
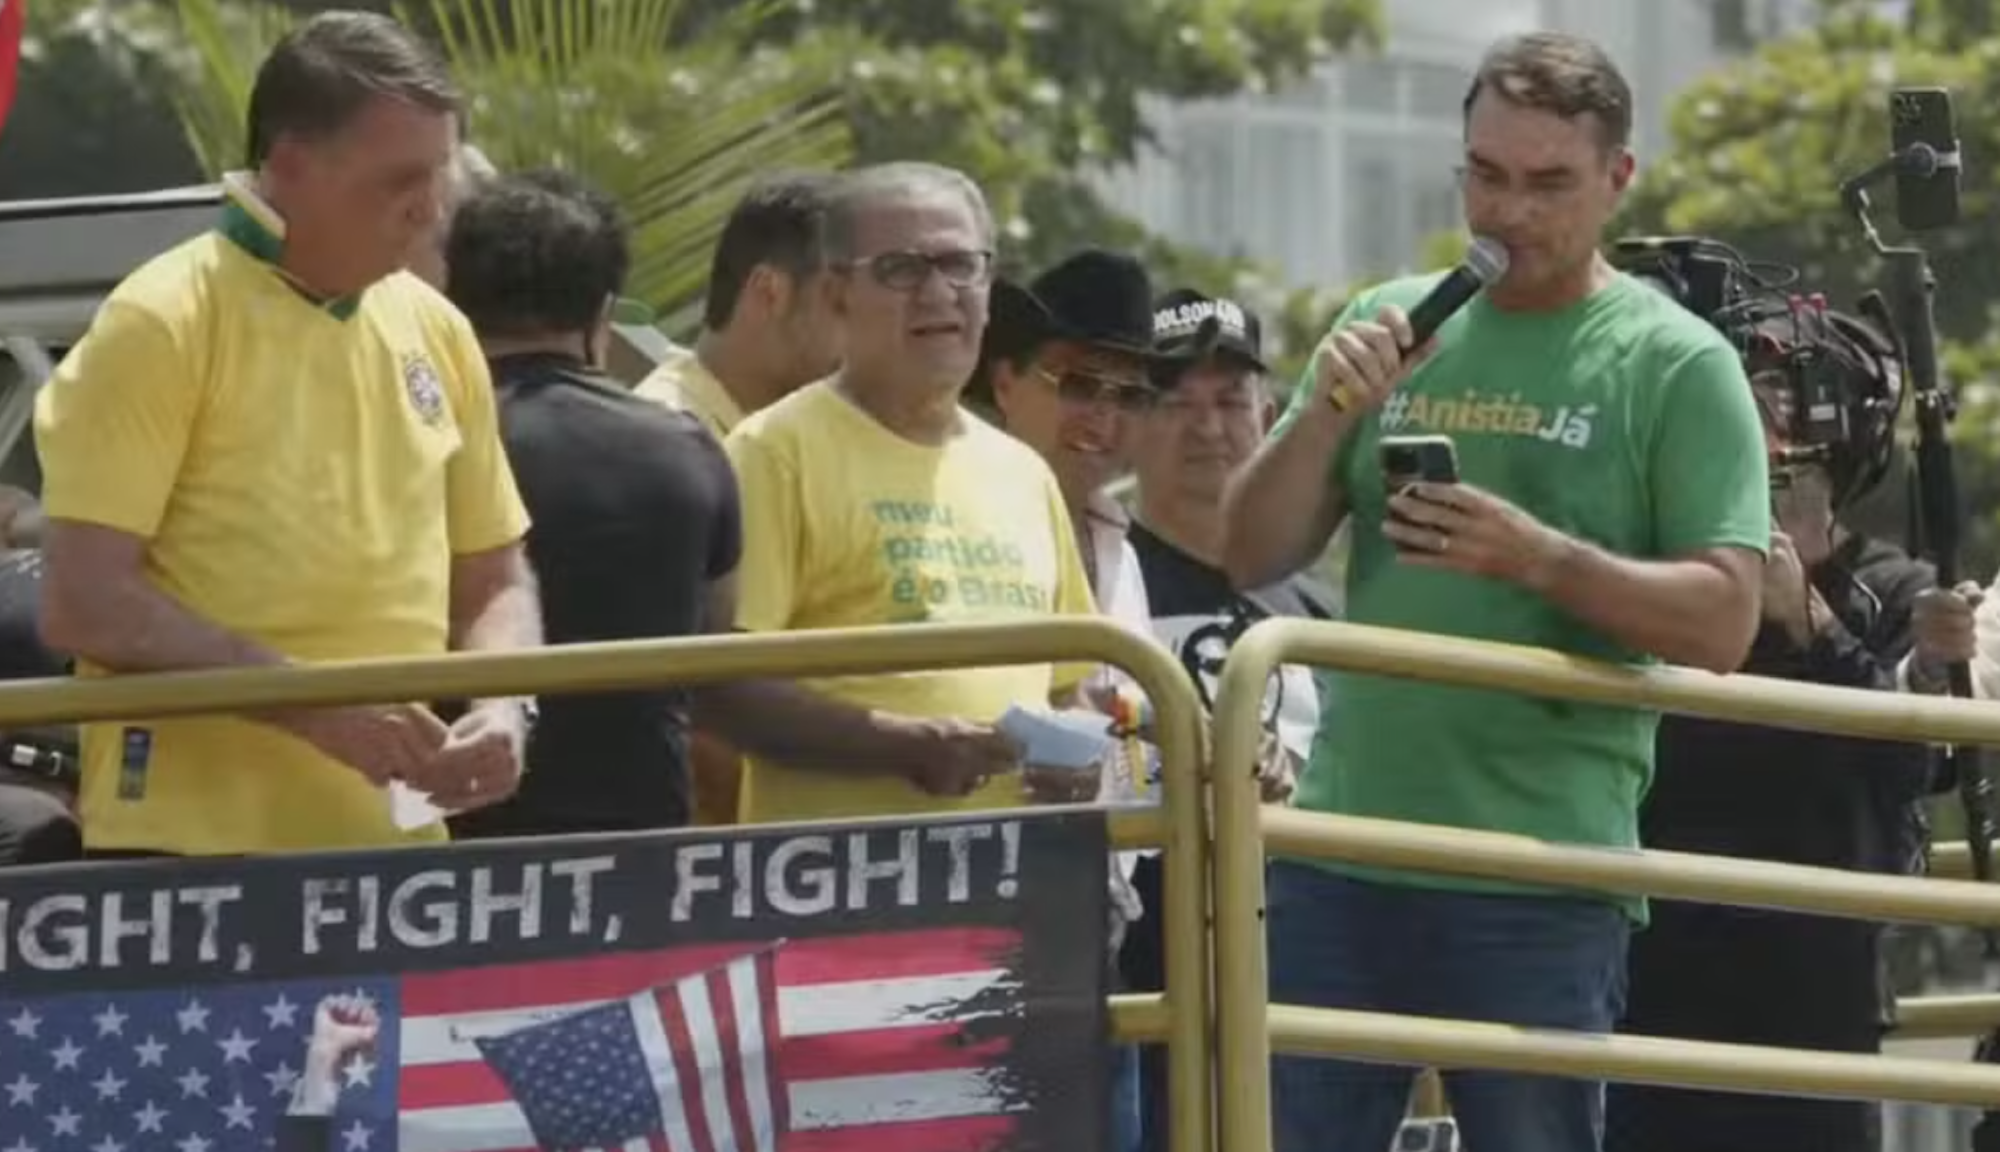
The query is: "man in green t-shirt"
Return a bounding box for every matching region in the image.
[1222,32,1770,1152]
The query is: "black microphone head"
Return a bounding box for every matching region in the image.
[1466,236,1511,285]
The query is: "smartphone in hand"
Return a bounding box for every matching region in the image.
[1380,433,1460,491]
[1380,434,1460,551]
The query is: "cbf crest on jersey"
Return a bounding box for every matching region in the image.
[402,353,449,428]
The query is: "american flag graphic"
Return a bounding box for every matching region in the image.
[472,945,786,1152]
[0,926,1024,1152]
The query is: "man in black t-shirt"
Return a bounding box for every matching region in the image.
[440,170,743,836]
[1119,289,1335,1152]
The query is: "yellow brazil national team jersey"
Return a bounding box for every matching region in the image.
[725,383,1097,824]
[33,175,530,856]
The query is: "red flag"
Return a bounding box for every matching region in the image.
[0,0,20,141]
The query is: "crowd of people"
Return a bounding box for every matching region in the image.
[6,9,2000,1152]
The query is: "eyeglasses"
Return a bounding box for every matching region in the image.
[1036,367,1158,412]
[846,249,995,293]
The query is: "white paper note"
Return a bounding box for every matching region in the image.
[388,780,444,831]
[995,706,1115,770]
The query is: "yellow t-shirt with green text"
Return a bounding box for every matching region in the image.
[33,183,529,856]
[725,383,1096,823]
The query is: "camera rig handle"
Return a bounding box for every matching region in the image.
[1842,150,1998,958]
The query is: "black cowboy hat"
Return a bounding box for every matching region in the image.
[986,248,1171,362]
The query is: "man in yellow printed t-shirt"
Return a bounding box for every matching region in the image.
[634,172,843,828]
[33,13,543,859]
[634,171,842,441]
[708,162,1099,825]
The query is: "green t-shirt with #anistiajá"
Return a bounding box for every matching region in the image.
[1275,271,1771,918]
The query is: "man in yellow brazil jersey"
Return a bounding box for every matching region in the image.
[33,11,542,858]
[700,162,1102,825]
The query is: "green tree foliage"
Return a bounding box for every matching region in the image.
[1614,0,2000,569]
[678,0,1381,280]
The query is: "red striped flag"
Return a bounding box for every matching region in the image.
[473,945,789,1152]
[390,927,1024,1152]
[0,0,20,141]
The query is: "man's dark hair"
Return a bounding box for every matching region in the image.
[246,11,460,165]
[445,169,631,340]
[703,171,836,330]
[1462,32,1633,150]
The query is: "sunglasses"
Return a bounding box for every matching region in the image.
[1035,367,1158,412]
[847,249,995,293]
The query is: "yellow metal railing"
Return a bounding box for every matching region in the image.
[1930,841,1980,879]
[1895,995,2000,1040]
[0,619,1212,1152]
[1210,619,2000,1152]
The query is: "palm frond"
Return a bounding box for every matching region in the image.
[404,0,855,319]
[168,0,293,176]
[149,0,855,323]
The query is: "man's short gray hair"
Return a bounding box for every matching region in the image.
[821,162,995,265]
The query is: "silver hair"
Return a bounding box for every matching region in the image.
[820,162,995,264]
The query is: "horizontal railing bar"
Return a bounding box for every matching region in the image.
[1263,619,2000,748]
[1107,808,1166,852]
[1110,994,1171,1043]
[1263,807,2000,928]
[1216,619,2000,1152]
[1892,994,2000,1040]
[1268,1004,2000,1108]
[0,619,1174,726]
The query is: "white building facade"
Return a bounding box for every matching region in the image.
[1101,0,1817,290]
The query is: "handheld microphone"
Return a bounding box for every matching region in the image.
[1327,236,1510,413]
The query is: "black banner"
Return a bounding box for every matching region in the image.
[0,810,1110,1152]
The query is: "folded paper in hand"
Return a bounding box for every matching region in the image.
[996,705,1114,771]
[388,780,444,831]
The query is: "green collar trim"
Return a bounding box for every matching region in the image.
[215,172,363,321]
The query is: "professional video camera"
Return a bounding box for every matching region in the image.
[1610,235,1905,510]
